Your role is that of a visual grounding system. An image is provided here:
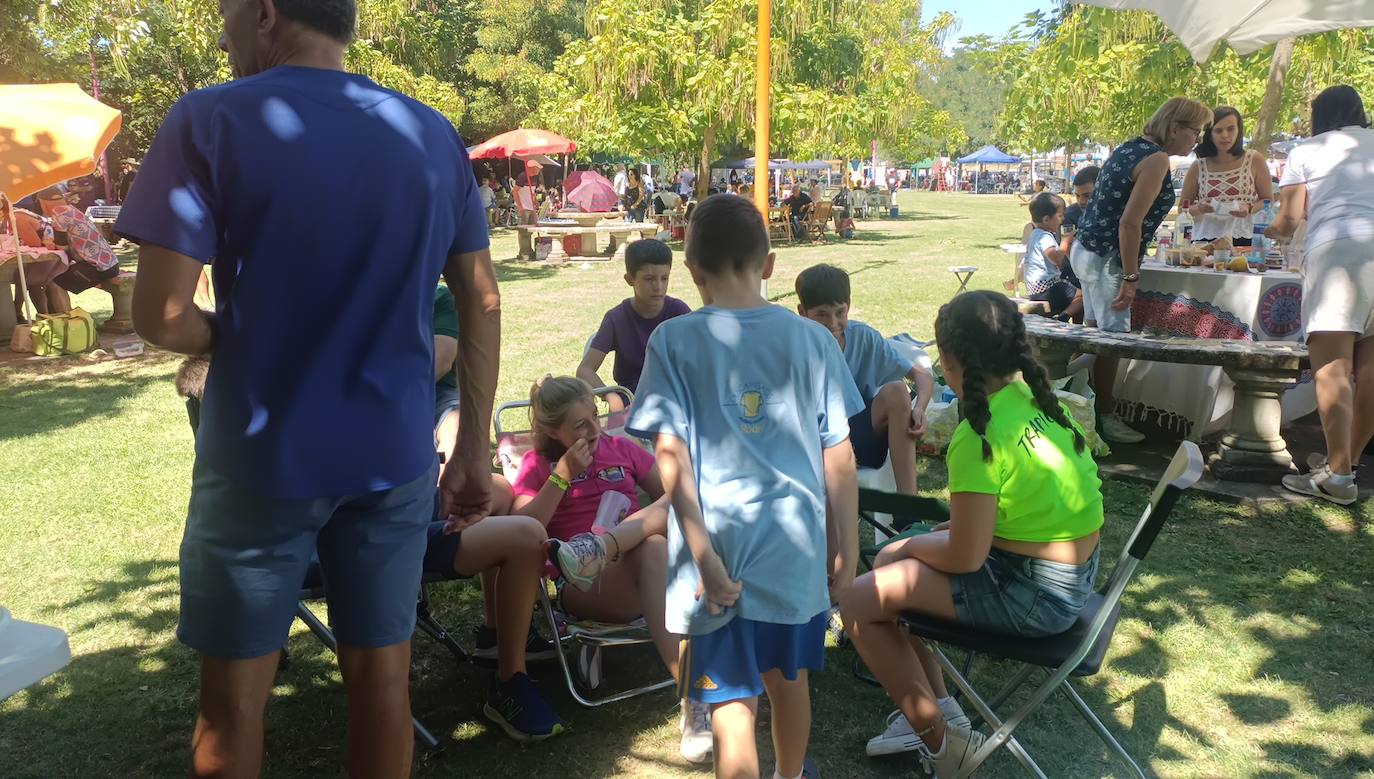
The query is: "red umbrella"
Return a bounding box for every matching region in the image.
[564,170,613,193]
[468,128,576,160]
[566,178,619,213]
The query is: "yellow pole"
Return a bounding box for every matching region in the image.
[754,0,771,298]
[753,0,770,219]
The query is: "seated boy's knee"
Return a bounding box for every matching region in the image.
[876,380,909,406]
[874,380,910,422]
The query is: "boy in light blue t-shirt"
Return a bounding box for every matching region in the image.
[627,195,862,779]
[794,263,935,499]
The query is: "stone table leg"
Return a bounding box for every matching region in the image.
[1029,339,1077,380]
[547,235,569,264]
[0,281,16,343]
[100,274,137,335]
[517,229,534,260]
[1210,366,1299,482]
[610,232,630,263]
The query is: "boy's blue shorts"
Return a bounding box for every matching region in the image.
[178,458,438,659]
[679,610,828,704]
[848,397,889,470]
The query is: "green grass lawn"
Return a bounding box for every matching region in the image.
[3,191,1373,777]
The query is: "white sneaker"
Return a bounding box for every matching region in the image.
[865,701,972,757]
[1305,452,1363,474]
[1282,465,1358,506]
[1098,413,1145,444]
[576,644,603,689]
[679,699,713,764]
[926,724,986,779]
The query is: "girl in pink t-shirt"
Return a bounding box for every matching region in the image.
[512,376,713,762]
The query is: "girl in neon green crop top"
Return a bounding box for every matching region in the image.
[838,291,1105,773]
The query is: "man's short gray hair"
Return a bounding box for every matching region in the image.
[276,0,356,43]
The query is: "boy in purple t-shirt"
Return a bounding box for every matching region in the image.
[577,239,691,395]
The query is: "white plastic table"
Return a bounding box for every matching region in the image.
[948,265,978,294]
[0,606,71,701]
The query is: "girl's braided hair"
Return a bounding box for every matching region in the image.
[934,291,1086,462]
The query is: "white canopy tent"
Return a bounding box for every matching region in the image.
[1074,0,1374,62]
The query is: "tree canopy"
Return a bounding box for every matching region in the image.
[994,6,1374,154]
[6,0,1372,176]
[534,0,965,171]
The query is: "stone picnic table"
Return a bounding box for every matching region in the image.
[1119,262,1312,439]
[1022,316,1309,483]
[0,247,70,342]
[516,221,660,264]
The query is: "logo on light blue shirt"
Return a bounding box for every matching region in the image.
[725,384,778,434]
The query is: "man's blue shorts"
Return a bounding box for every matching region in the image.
[679,611,828,704]
[178,458,438,659]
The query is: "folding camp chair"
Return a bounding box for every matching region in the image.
[495,385,675,708]
[899,441,1203,778]
[806,201,834,241]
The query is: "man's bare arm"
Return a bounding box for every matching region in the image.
[444,247,501,467]
[132,244,214,355]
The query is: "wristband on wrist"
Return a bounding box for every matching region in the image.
[548,471,570,491]
[1121,273,1140,283]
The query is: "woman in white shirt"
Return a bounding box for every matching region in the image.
[1268,85,1374,504]
[1181,106,1274,246]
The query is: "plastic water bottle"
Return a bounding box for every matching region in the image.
[1253,199,1273,234]
[1175,203,1192,245]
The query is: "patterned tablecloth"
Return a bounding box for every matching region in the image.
[1115,262,1315,437]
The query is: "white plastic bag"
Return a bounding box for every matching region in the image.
[917,399,960,455]
[1050,370,1111,457]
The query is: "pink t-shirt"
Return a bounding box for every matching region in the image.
[513,434,654,541]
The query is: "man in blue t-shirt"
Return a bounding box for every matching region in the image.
[115,2,503,773]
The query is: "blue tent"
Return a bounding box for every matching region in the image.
[782,159,831,171]
[956,145,1021,165]
[711,157,782,170]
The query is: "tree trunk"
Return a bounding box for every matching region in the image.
[696,122,717,200]
[1252,37,1296,157]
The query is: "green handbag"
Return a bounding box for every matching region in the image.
[32,307,97,356]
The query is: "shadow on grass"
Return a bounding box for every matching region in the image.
[853,463,1374,777]
[0,355,178,441]
[768,258,897,304]
[2,558,685,779]
[492,258,559,283]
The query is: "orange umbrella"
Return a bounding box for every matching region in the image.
[0,83,122,319]
[1,83,122,200]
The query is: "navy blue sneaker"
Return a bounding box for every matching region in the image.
[483,672,566,742]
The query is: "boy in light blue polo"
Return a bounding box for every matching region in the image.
[627,195,862,779]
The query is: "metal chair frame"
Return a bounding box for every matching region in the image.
[898,441,1203,778]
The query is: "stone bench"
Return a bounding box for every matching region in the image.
[515,223,659,264]
[99,270,136,334]
[1021,317,1309,483]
